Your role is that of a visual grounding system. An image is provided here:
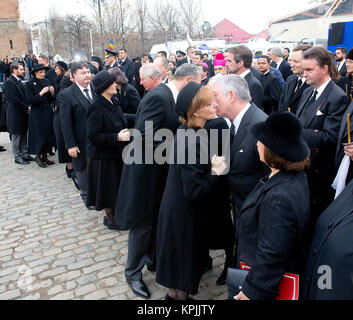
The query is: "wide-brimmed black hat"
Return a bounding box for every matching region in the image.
[92,70,117,94]
[251,112,309,162]
[56,61,68,72]
[105,49,117,57]
[175,81,202,120]
[31,63,50,74]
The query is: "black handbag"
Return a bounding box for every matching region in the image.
[226,268,249,300]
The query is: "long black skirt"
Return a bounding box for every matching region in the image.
[86,158,123,211]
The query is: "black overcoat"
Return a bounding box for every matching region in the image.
[296,80,350,183]
[244,72,264,110]
[25,77,56,155]
[227,104,269,216]
[87,95,128,160]
[156,125,220,295]
[116,83,140,114]
[260,71,282,114]
[59,83,96,171]
[3,75,29,134]
[53,76,73,163]
[278,74,310,114]
[114,83,179,228]
[202,118,234,250]
[236,171,310,300]
[302,180,353,300]
[118,57,135,86]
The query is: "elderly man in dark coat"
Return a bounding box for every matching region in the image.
[3,63,33,164]
[302,180,353,300]
[115,63,202,299]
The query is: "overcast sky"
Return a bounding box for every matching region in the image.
[20,0,313,34]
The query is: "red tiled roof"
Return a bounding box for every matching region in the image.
[213,18,253,41]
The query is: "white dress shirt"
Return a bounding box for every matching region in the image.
[232,103,251,134]
[76,82,93,100]
[239,69,251,78]
[315,78,331,100]
[166,81,179,103]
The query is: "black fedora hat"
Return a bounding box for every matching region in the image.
[175,81,202,120]
[251,112,309,162]
[31,63,50,74]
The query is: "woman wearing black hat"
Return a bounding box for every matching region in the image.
[86,70,131,229]
[109,67,140,115]
[25,64,57,168]
[155,82,228,300]
[232,112,311,300]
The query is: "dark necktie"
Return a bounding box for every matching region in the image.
[295,79,303,93]
[83,88,93,103]
[298,90,318,118]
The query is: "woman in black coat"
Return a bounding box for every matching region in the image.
[109,67,140,114]
[86,70,130,229]
[233,112,311,301]
[25,64,56,168]
[53,66,75,177]
[156,82,228,300]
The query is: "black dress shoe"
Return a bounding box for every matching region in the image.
[41,157,55,165]
[0,146,6,152]
[126,279,150,299]
[35,157,46,168]
[22,155,35,161]
[15,158,29,165]
[86,205,96,211]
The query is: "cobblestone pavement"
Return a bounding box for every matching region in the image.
[0,132,228,300]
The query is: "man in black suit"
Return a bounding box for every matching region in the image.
[60,61,96,206]
[118,48,135,86]
[3,63,33,164]
[270,47,293,81]
[212,74,268,225]
[225,45,264,110]
[116,63,202,299]
[104,49,119,70]
[38,54,57,88]
[279,44,312,114]
[257,55,282,114]
[153,57,169,83]
[207,46,219,78]
[176,46,196,67]
[296,46,350,225]
[336,47,347,77]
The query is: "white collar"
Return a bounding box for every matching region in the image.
[166,81,179,103]
[76,82,92,97]
[276,58,283,69]
[298,75,306,82]
[315,78,331,99]
[232,103,251,134]
[239,69,251,78]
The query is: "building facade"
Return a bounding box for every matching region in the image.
[0,0,32,58]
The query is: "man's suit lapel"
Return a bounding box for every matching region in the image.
[303,81,333,128]
[231,105,254,160]
[72,83,91,110]
[338,101,353,145]
[297,88,314,118]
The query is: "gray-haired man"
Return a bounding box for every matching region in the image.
[115,63,202,299]
[212,75,269,225]
[270,47,293,81]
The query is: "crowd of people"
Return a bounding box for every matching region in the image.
[0,42,353,301]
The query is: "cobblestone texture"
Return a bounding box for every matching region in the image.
[0,132,227,300]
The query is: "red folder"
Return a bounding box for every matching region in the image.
[240,262,299,300]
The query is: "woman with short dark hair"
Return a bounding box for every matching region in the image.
[233,112,311,300]
[109,67,140,114]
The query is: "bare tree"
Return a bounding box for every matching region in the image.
[135,0,149,54]
[178,0,204,38]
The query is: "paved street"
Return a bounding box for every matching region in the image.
[0,132,228,300]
